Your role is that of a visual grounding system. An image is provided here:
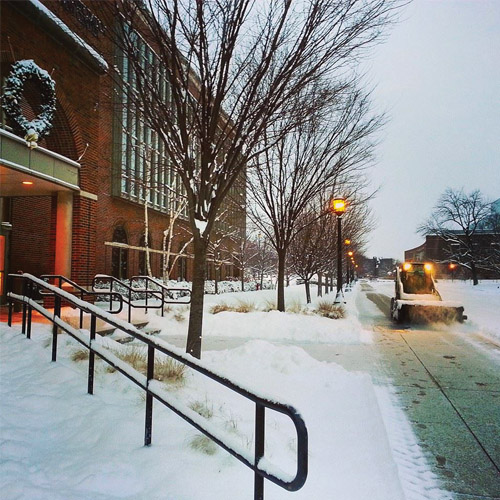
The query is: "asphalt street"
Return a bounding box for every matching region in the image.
[353,283,500,499]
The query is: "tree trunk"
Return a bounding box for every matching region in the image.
[144,201,152,277]
[241,270,245,292]
[471,261,479,285]
[317,273,322,297]
[305,280,311,304]
[277,249,286,312]
[186,236,208,358]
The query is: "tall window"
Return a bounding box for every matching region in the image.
[111,226,128,280]
[114,34,187,216]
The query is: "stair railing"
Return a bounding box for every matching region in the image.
[92,274,191,323]
[6,273,307,500]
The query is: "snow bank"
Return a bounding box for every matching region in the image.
[1,322,406,499]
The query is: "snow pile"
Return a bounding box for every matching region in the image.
[1,322,407,499]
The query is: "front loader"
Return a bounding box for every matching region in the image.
[390,262,467,324]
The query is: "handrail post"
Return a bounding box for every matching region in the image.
[21,278,27,335]
[26,281,32,339]
[108,278,112,310]
[254,403,265,500]
[80,290,84,329]
[128,286,132,324]
[145,278,149,315]
[161,288,165,317]
[8,298,13,327]
[145,345,155,446]
[52,295,61,362]
[88,313,96,394]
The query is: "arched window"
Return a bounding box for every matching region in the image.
[111,226,128,280]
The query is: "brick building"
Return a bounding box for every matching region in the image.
[0,0,245,302]
[405,199,500,279]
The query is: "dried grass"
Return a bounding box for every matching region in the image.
[189,434,218,455]
[209,302,230,314]
[189,398,214,419]
[71,348,89,362]
[314,301,345,319]
[105,347,186,384]
[209,300,256,314]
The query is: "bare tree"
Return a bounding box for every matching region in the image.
[104,0,400,357]
[288,211,334,303]
[250,233,277,290]
[248,87,380,311]
[418,188,495,285]
[288,197,374,303]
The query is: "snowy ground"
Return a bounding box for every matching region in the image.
[2,280,497,499]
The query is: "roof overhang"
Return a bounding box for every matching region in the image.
[0,127,80,196]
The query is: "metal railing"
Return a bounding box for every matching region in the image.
[40,275,124,328]
[92,274,191,323]
[6,273,308,500]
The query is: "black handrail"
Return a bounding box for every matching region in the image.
[6,273,308,499]
[130,275,191,314]
[92,275,191,323]
[40,275,124,328]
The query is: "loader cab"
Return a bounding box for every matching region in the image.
[396,262,440,298]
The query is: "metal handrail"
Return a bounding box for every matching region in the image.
[40,274,124,328]
[92,275,191,323]
[6,273,308,499]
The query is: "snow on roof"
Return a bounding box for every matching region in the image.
[23,0,108,74]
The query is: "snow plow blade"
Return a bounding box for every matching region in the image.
[396,303,467,324]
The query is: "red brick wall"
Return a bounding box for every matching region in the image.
[10,197,54,276]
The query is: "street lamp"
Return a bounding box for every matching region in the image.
[330,197,346,303]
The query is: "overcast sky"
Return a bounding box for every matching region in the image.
[362,0,500,260]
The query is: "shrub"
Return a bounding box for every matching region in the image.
[314,301,345,319]
[262,299,277,312]
[234,299,256,313]
[209,302,230,314]
[286,299,306,314]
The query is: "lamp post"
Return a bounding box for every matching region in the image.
[345,240,351,288]
[330,197,346,303]
[449,262,457,282]
[347,250,354,286]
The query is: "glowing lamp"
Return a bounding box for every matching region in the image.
[22,181,34,185]
[424,263,433,272]
[403,262,412,271]
[348,251,353,257]
[449,263,456,270]
[330,198,346,216]
[344,239,351,245]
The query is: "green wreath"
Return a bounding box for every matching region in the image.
[1,59,56,141]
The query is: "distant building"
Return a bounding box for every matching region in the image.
[359,256,398,278]
[404,198,500,279]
